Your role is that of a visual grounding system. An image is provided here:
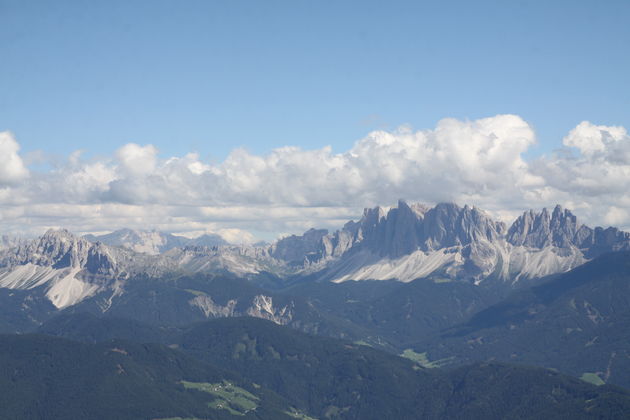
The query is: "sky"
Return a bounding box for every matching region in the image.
[1,0,630,242]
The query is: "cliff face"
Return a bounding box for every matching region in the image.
[1,229,120,276]
[271,201,630,284]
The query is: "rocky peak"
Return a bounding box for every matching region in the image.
[409,201,431,218]
[337,201,506,258]
[421,203,463,249]
[420,203,505,251]
[549,205,581,247]
[4,229,118,275]
[457,205,506,243]
[507,205,583,248]
[271,228,329,266]
[379,200,425,257]
[582,226,630,257]
[35,229,92,268]
[356,206,387,239]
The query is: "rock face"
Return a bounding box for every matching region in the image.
[507,205,630,256]
[188,293,294,326]
[1,229,121,275]
[270,201,630,285]
[271,229,330,266]
[160,245,280,277]
[271,201,506,263]
[508,205,589,248]
[0,230,133,308]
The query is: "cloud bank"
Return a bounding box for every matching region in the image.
[0,132,29,185]
[1,115,629,241]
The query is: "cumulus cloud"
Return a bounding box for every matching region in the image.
[563,121,628,158]
[0,131,29,185]
[116,143,158,176]
[216,228,257,245]
[1,116,630,239]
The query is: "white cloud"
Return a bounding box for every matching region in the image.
[2,116,630,238]
[527,121,630,228]
[563,121,628,158]
[0,131,29,185]
[604,206,628,226]
[115,143,158,176]
[216,228,257,245]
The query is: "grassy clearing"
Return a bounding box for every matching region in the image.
[401,349,454,368]
[181,380,259,416]
[580,373,605,386]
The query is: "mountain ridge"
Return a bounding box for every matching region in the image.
[283,201,630,284]
[412,250,630,388]
[1,201,629,311]
[84,228,229,255]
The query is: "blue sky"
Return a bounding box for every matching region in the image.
[2,0,629,161]
[2,0,630,239]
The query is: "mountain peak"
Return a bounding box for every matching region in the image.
[397,199,430,219]
[361,206,387,222]
[42,228,78,241]
[435,202,461,211]
[507,205,582,248]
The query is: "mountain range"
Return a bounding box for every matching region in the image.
[0,201,628,311]
[2,200,630,417]
[84,228,229,255]
[276,201,630,284]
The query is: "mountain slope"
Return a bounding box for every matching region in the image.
[0,229,135,309]
[56,273,372,345]
[0,288,56,333]
[178,316,429,418]
[413,251,630,388]
[283,278,503,349]
[38,311,173,344]
[0,334,300,420]
[36,314,630,419]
